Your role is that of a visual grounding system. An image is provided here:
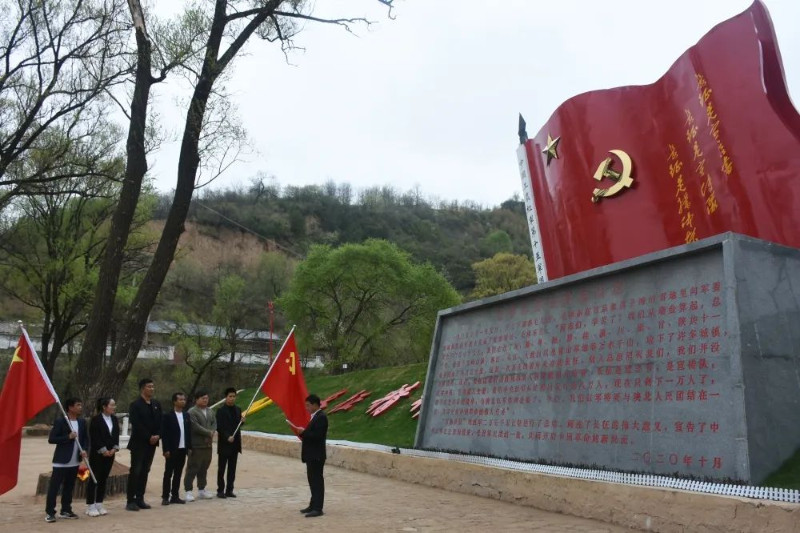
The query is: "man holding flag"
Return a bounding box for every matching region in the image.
[288,394,328,518]
[250,328,327,517]
[44,397,88,522]
[0,330,58,498]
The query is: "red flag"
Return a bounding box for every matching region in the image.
[0,332,58,495]
[519,0,800,281]
[260,330,310,431]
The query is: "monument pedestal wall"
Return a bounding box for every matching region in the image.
[416,233,800,483]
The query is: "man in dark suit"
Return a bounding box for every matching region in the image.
[45,397,89,523]
[126,378,162,511]
[289,394,328,518]
[161,392,192,505]
[215,387,245,498]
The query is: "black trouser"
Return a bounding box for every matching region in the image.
[162,449,188,500]
[86,454,114,504]
[127,445,157,503]
[217,453,238,494]
[45,466,79,515]
[306,460,325,511]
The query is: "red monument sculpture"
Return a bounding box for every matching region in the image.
[518,0,800,282]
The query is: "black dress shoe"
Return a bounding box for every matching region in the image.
[170,498,186,504]
[216,492,226,499]
[299,506,313,514]
[161,499,170,506]
[125,503,140,511]
[224,492,236,498]
[136,500,152,509]
[305,510,324,518]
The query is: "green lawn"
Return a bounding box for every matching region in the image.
[761,449,800,490]
[239,363,428,448]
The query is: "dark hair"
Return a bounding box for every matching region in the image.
[172,392,186,404]
[224,387,237,396]
[95,397,113,414]
[194,390,208,400]
[306,394,321,407]
[138,378,153,390]
[64,397,82,410]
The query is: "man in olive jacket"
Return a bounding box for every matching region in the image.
[184,390,217,501]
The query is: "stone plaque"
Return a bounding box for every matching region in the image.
[416,234,800,483]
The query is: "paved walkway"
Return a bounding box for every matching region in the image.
[0,437,633,532]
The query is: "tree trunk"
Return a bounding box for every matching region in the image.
[74,9,155,401]
[91,3,229,399]
[76,0,280,399]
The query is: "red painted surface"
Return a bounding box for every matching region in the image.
[366,382,422,417]
[320,388,348,410]
[410,398,422,419]
[328,390,371,414]
[523,0,800,280]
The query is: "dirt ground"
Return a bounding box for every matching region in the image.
[0,437,632,533]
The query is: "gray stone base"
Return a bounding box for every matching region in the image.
[416,233,800,484]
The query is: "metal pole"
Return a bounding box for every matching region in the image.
[268,301,274,360]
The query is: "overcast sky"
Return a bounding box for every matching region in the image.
[148,0,800,208]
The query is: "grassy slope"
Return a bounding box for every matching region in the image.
[762,449,800,490]
[239,363,428,449]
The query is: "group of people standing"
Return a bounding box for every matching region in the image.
[45,379,246,522]
[44,378,328,523]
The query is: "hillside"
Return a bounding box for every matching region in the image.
[155,181,531,294]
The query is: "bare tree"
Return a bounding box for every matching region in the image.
[75,0,394,399]
[0,0,130,208]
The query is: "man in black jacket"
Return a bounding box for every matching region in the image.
[45,397,88,523]
[215,387,244,498]
[161,392,192,505]
[126,378,162,511]
[289,394,328,518]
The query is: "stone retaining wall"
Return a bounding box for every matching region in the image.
[242,433,800,533]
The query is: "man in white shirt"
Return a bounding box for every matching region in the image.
[45,398,88,523]
[160,392,192,505]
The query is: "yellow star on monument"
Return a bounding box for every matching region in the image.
[542,134,561,166]
[11,346,23,363]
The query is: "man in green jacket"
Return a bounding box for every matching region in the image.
[184,390,217,501]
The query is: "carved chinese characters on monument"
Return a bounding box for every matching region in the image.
[419,250,741,479]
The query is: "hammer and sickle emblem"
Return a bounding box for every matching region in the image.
[591,149,634,203]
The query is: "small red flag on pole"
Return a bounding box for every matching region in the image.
[260,328,310,432]
[0,329,58,495]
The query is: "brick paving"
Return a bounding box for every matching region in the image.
[0,437,635,532]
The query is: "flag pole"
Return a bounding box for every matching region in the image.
[19,323,97,485]
[233,325,296,436]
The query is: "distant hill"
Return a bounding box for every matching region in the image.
[155,181,532,293]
